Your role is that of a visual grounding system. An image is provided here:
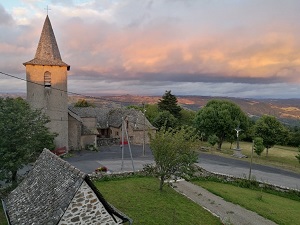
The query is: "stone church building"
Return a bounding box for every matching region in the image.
[24,15,156,151]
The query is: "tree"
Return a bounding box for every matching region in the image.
[253,115,288,157]
[74,99,95,107]
[178,108,196,127]
[296,146,300,163]
[153,110,178,129]
[208,134,219,147]
[253,137,264,156]
[194,99,249,150]
[144,104,159,125]
[144,126,198,191]
[0,97,56,183]
[158,90,181,118]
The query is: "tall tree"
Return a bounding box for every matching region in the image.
[0,97,56,183]
[144,126,198,191]
[253,115,289,157]
[158,90,181,118]
[194,99,249,150]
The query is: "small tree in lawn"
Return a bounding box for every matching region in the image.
[0,97,56,184]
[254,137,265,156]
[253,115,288,157]
[145,126,198,191]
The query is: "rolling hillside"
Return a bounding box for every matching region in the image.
[69,95,300,126]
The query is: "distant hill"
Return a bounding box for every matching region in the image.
[2,93,300,126]
[70,95,300,126]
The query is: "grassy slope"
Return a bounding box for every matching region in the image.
[194,180,300,225]
[0,201,7,225]
[205,141,300,173]
[94,177,222,225]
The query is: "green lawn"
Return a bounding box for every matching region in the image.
[0,201,7,225]
[94,177,222,225]
[194,180,300,225]
[204,141,300,173]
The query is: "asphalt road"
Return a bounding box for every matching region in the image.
[65,145,300,190]
[198,152,300,190]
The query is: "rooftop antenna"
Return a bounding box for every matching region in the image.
[45,5,51,15]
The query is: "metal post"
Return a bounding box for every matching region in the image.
[142,103,146,156]
[248,140,254,180]
[121,117,124,171]
[124,121,135,172]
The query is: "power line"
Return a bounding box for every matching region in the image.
[0,71,155,128]
[0,71,144,105]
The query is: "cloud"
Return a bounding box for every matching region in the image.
[1,0,300,98]
[0,4,14,25]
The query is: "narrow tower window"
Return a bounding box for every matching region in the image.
[44,71,51,88]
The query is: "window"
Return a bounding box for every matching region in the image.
[44,71,51,88]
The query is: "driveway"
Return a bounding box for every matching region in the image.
[65,144,154,173]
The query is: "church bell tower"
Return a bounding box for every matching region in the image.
[24,15,70,149]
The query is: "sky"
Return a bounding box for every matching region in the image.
[0,0,300,99]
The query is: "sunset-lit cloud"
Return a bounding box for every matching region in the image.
[0,0,300,98]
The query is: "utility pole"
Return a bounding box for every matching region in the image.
[142,102,146,156]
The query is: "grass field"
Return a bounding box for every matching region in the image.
[94,177,222,225]
[203,141,300,173]
[194,180,300,225]
[0,202,7,225]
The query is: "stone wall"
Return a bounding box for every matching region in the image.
[59,181,123,225]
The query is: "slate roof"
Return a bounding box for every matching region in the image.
[3,149,130,225]
[68,106,156,130]
[68,106,110,128]
[23,15,70,70]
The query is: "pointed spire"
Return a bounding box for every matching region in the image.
[35,15,62,61]
[24,15,70,70]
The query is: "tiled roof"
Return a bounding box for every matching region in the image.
[3,149,130,225]
[23,16,70,70]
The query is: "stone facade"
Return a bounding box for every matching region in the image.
[68,112,82,150]
[59,181,123,225]
[26,64,69,148]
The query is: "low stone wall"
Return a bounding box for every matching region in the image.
[89,165,300,194]
[97,138,119,146]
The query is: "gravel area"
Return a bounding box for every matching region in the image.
[173,180,277,225]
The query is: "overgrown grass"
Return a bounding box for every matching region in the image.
[205,141,300,173]
[194,180,300,225]
[94,177,222,225]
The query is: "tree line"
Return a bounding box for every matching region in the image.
[132,90,300,155]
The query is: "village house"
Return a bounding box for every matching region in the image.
[68,106,157,150]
